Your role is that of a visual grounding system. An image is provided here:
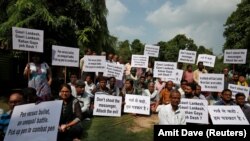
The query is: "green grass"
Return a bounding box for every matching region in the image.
[81,114,153,141]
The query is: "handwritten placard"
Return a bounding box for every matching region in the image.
[228,84,250,101]
[224,49,247,64]
[103,62,124,80]
[199,74,224,92]
[4,100,62,141]
[178,50,197,64]
[83,55,106,72]
[124,94,150,115]
[197,54,216,67]
[144,44,160,57]
[93,95,122,117]
[208,105,249,125]
[52,45,79,67]
[153,61,177,79]
[12,27,44,52]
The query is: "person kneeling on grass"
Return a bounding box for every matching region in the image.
[58,84,83,141]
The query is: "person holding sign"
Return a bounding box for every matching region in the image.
[235,93,250,123]
[193,61,207,84]
[142,82,159,113]
[158,90,186,125]
[23,52,52,101]
[214,89,235,105]
[58,84,83,141]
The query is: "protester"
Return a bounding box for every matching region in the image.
[235,93,250,123]
[58,84,83,141]
[158,90,186,125]
[0,89,24,140]
[214,89,235,105]
[193,61,207,84]
[23,52,52,101]
[142,82,159,113]
[67,73,78,97]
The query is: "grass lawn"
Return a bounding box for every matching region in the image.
[81,114,155,141]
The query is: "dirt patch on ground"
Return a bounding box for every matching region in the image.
[128,114,159,132]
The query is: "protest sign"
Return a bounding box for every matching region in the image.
[224,49,247,64]
[208,105,249,125]
[52,45,79,67]
[196,54,216,67]
[199,74,224,92]
[144,44,160,57]
[179,99,209,124]
[153,61,177,79]
[93,95,122,117]
[124,94,150,115]
[103,62,124,80]
[12,27,44,52]
[131,55,149,68]
[178,50,197,64]
[83,55,106,72]
[4,100,62,141]
[228,84,250,101]
[161,69,183,85]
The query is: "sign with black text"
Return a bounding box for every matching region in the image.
[144,44,160,57]
[153,61,177,79]
[4,100,62,141]
[199,74,224,92]
[93,95,122,117]
[224,49,247,64]
[83,55,106,72]
[197,54,216,67]
[124,94,150,115]
[131,55,149,68]
[52,45,79,67]
[179,99,209,124]
[103,62,124,80]
[228,84,250,101]
[208,106,249,125]
[12,27,44,52]
[178,50,197,64]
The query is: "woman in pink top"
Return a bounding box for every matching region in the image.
[183,64,194,84]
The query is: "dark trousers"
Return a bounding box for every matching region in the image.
[57,122,83,141]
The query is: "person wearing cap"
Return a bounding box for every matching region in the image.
[75,80,92,120]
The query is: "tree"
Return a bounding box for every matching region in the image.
[223,0,250,70]
[0,0,112,61]
[117,40,131,63]
[131,39,144,55]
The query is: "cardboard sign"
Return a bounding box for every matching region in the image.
[153,61,177,79]
[124,94,150,115]
[199,74,224,92]
[83,55,106,72]
[208,105,249,125]
[178,50,197,64]
[144,44,160,57]
[93,95,122,117]
[12,27,44,52]
[228,84,250,101]
[179,99,209,124]
[103,62,124,80]
[4,100,62,141]
[224,49,247,64]
[52,45,79,67]
[197,54,216,67]
[131,55,149,68]
[161,69,183,85]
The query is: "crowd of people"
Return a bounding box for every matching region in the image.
[1,48,250,140]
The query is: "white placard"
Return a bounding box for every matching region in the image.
[199,74,224,92]
[52,45,79,67]
[224,49,247,64]
[161,69,183,85]
[196,54,216,67]
[228,84,250,101]
[124,94,150,115]
[179,99,209,124]
[208,105,249,125]
[144,44,160,57]
[103,62,124,80]
[4,100,63,141]
[153,61,177,78]
[93,95,122,117]
[178,50,197,64]
[12,27,44,52]
[131,55,149,68]
[83,55,106,72]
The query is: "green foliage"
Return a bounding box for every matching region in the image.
[131,39,144,55]
[223,0,250,70]
[117,40,131,63]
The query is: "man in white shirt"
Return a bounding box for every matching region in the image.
[158,90,186,125]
